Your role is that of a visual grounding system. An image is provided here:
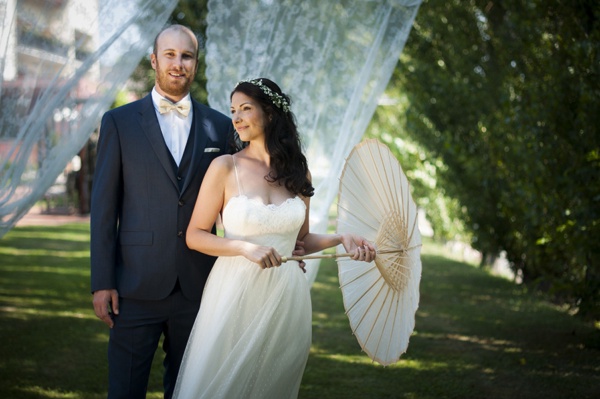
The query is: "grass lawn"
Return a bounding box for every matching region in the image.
[0,223,598,398]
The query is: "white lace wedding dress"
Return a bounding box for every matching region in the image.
[173,188,312,398]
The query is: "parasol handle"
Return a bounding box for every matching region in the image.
[281,249,409,263]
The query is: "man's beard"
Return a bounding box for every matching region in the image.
[155,62,193,98]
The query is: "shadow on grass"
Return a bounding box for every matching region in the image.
[0,316,108,398]
[1,226,598,398]
[1,225,102,398]
[0,224,188,398]
[302,250,600,399]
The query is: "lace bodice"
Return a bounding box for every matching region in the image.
[222,195,306,257]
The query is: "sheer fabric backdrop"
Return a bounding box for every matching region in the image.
[0,0,177,237]
[0,0,422,259]
[205,0,422,283]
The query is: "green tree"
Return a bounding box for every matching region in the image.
[380,0,599,318]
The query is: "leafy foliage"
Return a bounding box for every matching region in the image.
[376,0,600,318]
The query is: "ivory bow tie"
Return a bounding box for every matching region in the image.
[158,98,191,117]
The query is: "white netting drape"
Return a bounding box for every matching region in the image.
[205,0,422,284]
[0,0,177,237]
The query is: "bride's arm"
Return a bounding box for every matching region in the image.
[186,156,282,268]
[296,195,376,262]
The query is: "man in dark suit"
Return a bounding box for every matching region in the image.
[90,24,234,398]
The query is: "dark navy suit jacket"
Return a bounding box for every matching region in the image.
[90,94,233,302]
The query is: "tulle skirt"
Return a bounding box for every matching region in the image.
[173,256,312,399]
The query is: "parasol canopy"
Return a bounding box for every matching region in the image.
[336,139,422,366]
[282,139,422,365]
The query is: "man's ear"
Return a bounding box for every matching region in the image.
[150,53,157,70]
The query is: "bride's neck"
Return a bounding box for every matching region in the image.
[243,143,270,166]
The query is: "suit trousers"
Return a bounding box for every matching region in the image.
[107,284,200,399]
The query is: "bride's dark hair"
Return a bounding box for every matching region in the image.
[231,78,314,197]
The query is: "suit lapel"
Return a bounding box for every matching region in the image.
[138,95,179,189]
[180,99,209,195]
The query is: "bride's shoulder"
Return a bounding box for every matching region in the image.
[210,154,235,168]
[206,154,236,178]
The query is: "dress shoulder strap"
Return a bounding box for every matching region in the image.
[231,154,243,196]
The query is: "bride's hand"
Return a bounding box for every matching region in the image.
[243,243,283,269]
[340,234,376,263]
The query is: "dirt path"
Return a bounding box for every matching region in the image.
[16,205,89,227]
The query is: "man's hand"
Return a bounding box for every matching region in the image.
[293,240,307,273]
[93,289,119,328]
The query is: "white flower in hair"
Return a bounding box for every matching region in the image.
[236,79,291,113]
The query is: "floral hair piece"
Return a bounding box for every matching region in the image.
[236,79,291,113]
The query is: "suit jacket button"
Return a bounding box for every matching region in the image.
[177,231,183,237]
[178,200,184,206]
[177,175,182,181]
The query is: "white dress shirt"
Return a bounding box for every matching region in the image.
[151,87,193,166]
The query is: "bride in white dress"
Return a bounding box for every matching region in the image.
[173,78,375,399]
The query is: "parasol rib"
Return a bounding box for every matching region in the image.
[342,272,384,313]
[362,286,395,359]
[346,276,389,333]
[371,289,400,363]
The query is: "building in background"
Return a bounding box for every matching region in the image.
[1,0,99,213]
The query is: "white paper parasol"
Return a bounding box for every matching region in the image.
[282,139,422,365]
[336,139,422,366]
